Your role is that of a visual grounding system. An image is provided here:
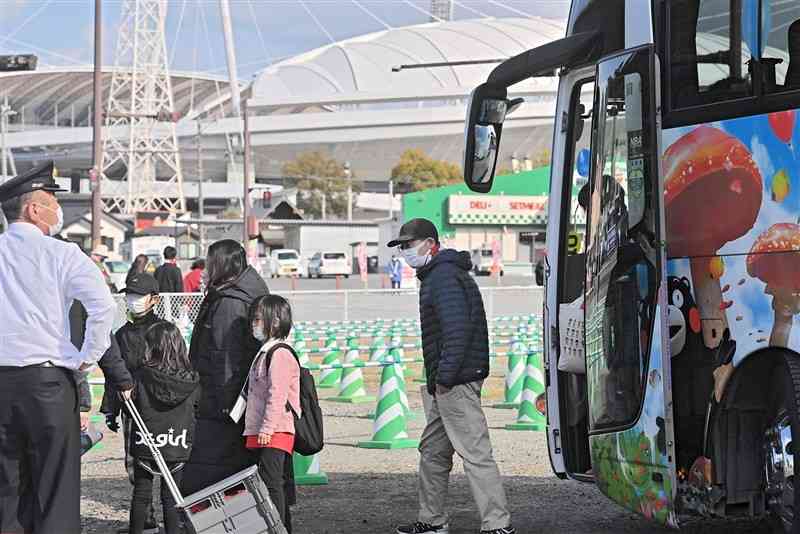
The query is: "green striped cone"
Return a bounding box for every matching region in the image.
[328,340,375,404]
[293,452,329,485]
[358,362,418,449]
[317,342,343,389]
[370,337,388,362]
[297,348,312,368]
[493,341,525,409]
[506,351,546,431]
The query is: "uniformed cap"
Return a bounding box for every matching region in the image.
[387,218,439,248]
[122,273,160,296]
[0,161,65,203]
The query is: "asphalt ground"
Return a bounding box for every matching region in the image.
[80,355,774,534]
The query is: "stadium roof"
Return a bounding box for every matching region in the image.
[251,17,564,107]
[0,66,240,127]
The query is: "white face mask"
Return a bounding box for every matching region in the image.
[401,240,432,269]
[252,326,266,342]
[37,203,63,236]
[126,294,151,316]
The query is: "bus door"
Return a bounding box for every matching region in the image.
[583,45,678,526]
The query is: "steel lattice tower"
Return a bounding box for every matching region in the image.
[430,0,453,21]
[101,0,185,214]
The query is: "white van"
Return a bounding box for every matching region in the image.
[471,248,503,276]
[307,251,351,278]
[268,249,301,278]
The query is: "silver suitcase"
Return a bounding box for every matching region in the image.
[123,396,288,534]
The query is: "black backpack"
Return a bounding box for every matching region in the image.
[266,343,324,456]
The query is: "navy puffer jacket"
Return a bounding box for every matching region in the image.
[417,249,489,394]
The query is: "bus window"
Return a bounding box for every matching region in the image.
[668,0,755,109]
[761,2,800,93]
[585,49,657,431]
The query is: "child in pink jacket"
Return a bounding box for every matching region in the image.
[244,295,300,532]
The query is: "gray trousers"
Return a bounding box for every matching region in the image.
[418,381,511,531]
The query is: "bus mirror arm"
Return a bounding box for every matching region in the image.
[487,31,600,88]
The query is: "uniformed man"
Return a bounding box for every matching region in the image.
[0,161,117,534]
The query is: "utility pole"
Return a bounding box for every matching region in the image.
[388,179,394,219]
[321,193,326,220]
[196,120,205,255]
[242,98,251,245]
[345,161,352,222]
[90,0,103,252]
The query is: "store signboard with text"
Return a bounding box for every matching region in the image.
[448,195,548,225]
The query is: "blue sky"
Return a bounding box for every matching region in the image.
[0,0,570,79]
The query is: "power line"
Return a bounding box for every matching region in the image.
[247,0,277,62]
[298,0,337,44]
[351,0,392,30]
[0,0,54,52]
[452,0,490,18]
[169,0,188,68]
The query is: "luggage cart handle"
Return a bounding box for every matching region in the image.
[123,395,185,506]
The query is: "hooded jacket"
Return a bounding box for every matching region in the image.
[182,267,269,494]
[417,249,490,394]
[129,365,200,463]
[100,311,161,417]
[189,266,269,421]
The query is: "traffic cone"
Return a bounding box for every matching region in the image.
[293,452,329,485]
[318,339,343,389]
[358,361,418,449]
[328,337,375,404]
[493,339,525,409]
[370,336,388,362]
[506,350,547,431]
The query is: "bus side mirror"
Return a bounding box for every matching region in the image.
[464,83,510,193]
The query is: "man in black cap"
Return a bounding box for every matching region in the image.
[390,218,514,534]
[0,162,117,534]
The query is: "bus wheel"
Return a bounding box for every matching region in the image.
[765,352,800,532]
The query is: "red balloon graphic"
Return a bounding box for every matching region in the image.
[769,110,796,144]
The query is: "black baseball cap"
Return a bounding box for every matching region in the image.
[122,273,160,296]
[0,161,66,203]
[387,218,439,248]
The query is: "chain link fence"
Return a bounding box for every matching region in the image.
[112,286,543,330]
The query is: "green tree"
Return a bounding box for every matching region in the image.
[391,149,462,192]
[282,152,359,219]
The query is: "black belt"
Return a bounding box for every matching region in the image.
[0,361,60,371]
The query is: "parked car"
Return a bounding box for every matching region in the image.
[471,248,503,276]
[268,249,301,278]
[307,251,351,278]
[105,260,132,290]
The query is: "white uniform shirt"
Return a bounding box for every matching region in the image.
[0,222,115,369]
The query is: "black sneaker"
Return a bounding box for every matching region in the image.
[396,521,450,534]
[480,527,515,534]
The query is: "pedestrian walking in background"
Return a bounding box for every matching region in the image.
[101,273,162,534]
[0,162,117,534]
[183,258,206,293]
[244,295,300,532]
[389,255,403,290]
[181,239,269,496]
[127,254,151,284]
[128,321,200,534]
[154,246,183,293]
[389,218,514,534]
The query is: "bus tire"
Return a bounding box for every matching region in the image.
[765,349,800,533]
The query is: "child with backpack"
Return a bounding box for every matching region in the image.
[244,295,303,533]
[128,321,200,534]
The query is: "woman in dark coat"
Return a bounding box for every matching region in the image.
[180,240,270,495]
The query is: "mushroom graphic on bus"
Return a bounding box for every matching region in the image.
[664,125,763,350]
[747,223,800,347]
